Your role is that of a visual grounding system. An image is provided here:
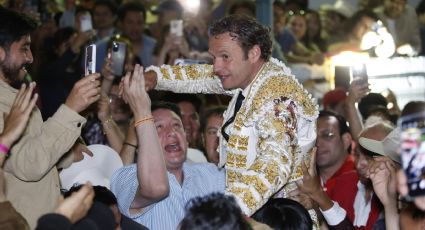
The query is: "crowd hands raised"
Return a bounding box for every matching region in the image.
[1,0,425,230]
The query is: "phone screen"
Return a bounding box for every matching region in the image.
[351,63,368,84]
[170,19,183,37]
[334,65,351,90]
[399,111,425,197]
[80,14,93,32]
[85,44,96,76]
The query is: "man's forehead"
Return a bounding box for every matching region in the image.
[153,108,182,121]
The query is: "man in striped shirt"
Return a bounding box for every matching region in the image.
[111,101,225,230]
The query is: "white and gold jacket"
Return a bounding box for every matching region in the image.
[146,58,318,216]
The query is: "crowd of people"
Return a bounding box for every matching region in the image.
[1,0,425,229]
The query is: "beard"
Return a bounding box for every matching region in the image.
[0,56,27,88]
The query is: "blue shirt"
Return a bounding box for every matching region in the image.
[275,28,296,54]
[110,162,225,230]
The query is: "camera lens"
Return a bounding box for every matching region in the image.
[112,43,119,52]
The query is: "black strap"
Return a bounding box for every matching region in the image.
[221,91,245,142]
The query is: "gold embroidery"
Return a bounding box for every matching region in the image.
[227,152,247,168]
[247,69,317,118]
[238,136,249,150]
[160,68,171,80]
[227,170,241,183]
[228,170,268,197]
[264,161,279,185]
[228,187,257,210]
[171,66,183,80]
[227,136,237,149]
[251,160,265,171]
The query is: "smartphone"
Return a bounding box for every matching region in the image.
[399,111,425,197]
[334,65,351,90]
[170,19,183,37]
[84,44,96,76]
[110,41,127,76]
[352,63,368,85]
[80,13,93,32]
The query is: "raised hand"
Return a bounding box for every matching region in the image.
[367,156,398,207]
[1,82,38,149]
[347,78,370,104]
[55,182,95,224]
[122,64,152,119]
[101,53,114,80]
[298,147,322,197]
[65,73,101,113]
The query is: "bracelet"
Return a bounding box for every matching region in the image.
[102,117,114,134]
[134,116,154,127]
[102,117,114,126]
[0,143,10,155]
[123,142,138,149]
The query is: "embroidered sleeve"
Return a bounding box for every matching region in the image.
[146,64,233,95]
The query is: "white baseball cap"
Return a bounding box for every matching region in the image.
[358,128,401,163]
[60,144,124,190]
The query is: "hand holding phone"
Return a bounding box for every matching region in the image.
[399,111,425,197]
[85,44,96,76]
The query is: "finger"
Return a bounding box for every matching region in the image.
[84,86,101,99]
[123,71,132,97]
[87,94,101,105]
[20,83,35,110]
[301,158,310,178]
[24,93,38,116]
[287,189,300,197]
[83,148,94,157]
[138,66,146,89]
[131,64,141,84]
[309,147,317,173]
[79,81,101,95]
[13,84,27,106]
[83,73,101,84]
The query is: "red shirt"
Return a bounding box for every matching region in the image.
[323,154,356,196]
[329,171,383,230]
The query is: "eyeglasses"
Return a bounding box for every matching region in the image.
[317,131,336,140]
[288,10,306,17]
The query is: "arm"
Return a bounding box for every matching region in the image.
[122,65,169,210]
[3,74,101,181]
[367,157,399,230]
[145,64,232,95]
[120,119,137,165]
[98,94,124,152]
[344,78,369,140]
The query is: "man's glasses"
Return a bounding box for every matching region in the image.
[287,10,306,17]
[318,131,336,140]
